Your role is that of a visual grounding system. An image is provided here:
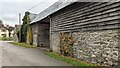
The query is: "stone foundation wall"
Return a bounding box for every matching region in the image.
[72,29,119,66]
[32,34,38,46]
[51,32,60,53]
[31,23,38,46]
[51,29,119,66]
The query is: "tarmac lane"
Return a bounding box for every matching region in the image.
[0,41,71,66]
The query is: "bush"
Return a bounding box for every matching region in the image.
[59,32,75,57]
[27,26,33,45]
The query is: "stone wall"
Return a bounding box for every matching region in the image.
[51,29,119,66]
[13,25,20,42]
[32,34,38,46]
[72,29,119,66]
[31,23,38,46]
[51,32,60,53]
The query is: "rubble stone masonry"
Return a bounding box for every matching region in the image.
[72,29,119,66]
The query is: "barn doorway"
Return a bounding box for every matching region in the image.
[37,17,50,49]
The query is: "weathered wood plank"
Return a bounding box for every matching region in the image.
[51,2,120,32]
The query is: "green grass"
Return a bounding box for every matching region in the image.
[43,52,96,67]
[9,42,37,48]
[0,37,13,41]
[0,38,2,40]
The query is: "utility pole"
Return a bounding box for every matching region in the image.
[19,13,21,42]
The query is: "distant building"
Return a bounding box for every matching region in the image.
[0,22,14,38]
[13,25,20,42]
[0,25,9,38]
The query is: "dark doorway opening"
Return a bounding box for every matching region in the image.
[37,17,50,48]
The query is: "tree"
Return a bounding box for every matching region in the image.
[19,11,33,44]
[0,20,3,27]
[0,20,14,38]
[20,11,30,42]
[26,11,33,45]
[6,25,14,37]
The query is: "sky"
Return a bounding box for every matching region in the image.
[0,0,58,27]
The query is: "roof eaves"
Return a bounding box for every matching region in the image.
[30,0,118,24]
[30,0,76,24]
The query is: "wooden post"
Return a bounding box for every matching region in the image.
[49,16,52,51]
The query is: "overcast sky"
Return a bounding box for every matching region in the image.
[0,0,58,26]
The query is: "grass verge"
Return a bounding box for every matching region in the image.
[43,51,96,67]
[9,42,37,48]
[0,37,13,41]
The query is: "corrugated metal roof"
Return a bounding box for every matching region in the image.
[30,0,120,24]
[29,13,37,22]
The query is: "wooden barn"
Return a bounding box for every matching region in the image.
[30,0,120,66]
[31,18,50,47]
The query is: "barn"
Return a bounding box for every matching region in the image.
[30,0,120,66]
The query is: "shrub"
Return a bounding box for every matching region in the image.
[59,32,75,57]
[27,26,33,45]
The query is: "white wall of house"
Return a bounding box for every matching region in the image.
[10,30,14,37]
[0,29,9,38]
